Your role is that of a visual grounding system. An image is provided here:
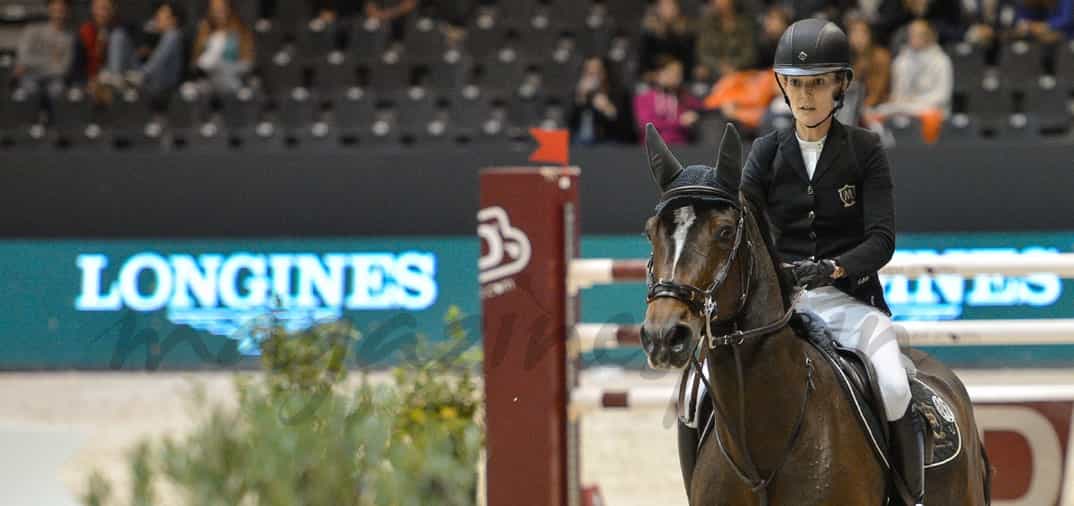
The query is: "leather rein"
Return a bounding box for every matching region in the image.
[645,195,813,505]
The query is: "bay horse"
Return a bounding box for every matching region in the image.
[638,122,991,505]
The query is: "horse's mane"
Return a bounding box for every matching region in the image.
[742,193,795,312]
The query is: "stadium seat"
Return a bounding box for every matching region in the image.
[392,86,439,131]
[364,107,400,145]
[0,53,12,96]
[277,87,325,147]
[260,51,306,96]
[883,114,925,145]
[546,0,593,31]
[496,0,540,30]
[313,51,357,95]
[419,49,468,91]
[448,85,504,142]
[947,42,988,95]
[0,87,46,150]
[253,20,287,64]
[1055,40,1074,92]
[997,40,1046,91]
[1000,113,1041,140]
[572,12,613,58]
[602,0,647,34]
[220,87,268,147]
[466,9,508,63]
[964,76,1013,134]
[514,14,563,54]
[51,87,106,150]
[349,18,390,65]
[1022,76,1072,134]
[479,47,528,95]
[105,88,162,150]
[296,19,339,61]
[165,82,221,150]
[332,87,376,144]
[939,113,978,141]
[402,15,446,64]
[539,47,583,98]
[365,50,413,93]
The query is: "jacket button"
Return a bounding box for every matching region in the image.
[808,210,815,220]
[807,185,814,195]
[809,231,817,240]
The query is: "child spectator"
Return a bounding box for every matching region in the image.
[634,57,702,145]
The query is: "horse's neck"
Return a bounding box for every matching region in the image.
[702,216,813,470]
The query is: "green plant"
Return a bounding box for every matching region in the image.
[84,306,483,506]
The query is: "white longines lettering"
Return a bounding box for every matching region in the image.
[76,251,438,313]
[883,248,1063,320]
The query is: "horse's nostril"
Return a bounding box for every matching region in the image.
[640,325,656,353]
[668,324,692,353]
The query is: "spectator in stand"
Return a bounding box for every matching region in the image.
[1013,0,1073,42]
[365,0,418,41]
[754,5,790,68]
[75,0,135,91]
[305,0,361,50]
[639,0,696,82]
[874,0,966,47]
[13,0,74,95]
[634,56,702,145]
[867,19,952,142]
[569,57,635,145]
[962,0,1018,47]
[847,11,891,110]
[695,0,756,82]
[193,0,256,94]
[420,0,479,47]
[128,2,186,100]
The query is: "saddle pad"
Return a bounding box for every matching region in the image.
[911,378,962,469]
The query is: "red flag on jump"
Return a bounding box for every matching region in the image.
[529,128,570,166]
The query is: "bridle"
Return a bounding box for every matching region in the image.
[644,187,812,506]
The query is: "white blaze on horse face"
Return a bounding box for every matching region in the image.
[671,205,696,277]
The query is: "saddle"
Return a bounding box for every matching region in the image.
[791,310,963,472]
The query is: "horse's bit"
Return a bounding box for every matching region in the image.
[645,194,812,506]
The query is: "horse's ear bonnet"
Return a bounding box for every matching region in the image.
[645,122,743,215]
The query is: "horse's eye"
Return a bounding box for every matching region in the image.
[718,227,734,241]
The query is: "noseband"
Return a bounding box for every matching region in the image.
[644,190,808,506]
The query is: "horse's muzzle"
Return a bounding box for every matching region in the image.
[640,322,694,368]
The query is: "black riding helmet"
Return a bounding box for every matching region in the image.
[773,18,854,127]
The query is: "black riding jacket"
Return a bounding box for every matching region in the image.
[741,119,895,315]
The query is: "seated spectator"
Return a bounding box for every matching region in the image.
[1013,0,1073,42]
[193,0,256,94]
[874,0,966,47]
[962,0,1019,47]
[76,0,135,90]
[14,0,74,95]
[695,0,756,82]
[365,0,418,41]
[847,11,891,109]
[754,5,790,69]
[866,19,952,142]
[128,2,186,99]
[701,68,776,132]
[639,0,696,82]
[634,57,702,145]
[569,57,635,145]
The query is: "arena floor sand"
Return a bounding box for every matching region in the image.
[1,368,1072,505]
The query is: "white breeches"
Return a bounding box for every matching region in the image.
[681,286,911,426]
[794,286,910,421]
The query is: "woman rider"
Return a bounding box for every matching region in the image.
[677,18,924,506]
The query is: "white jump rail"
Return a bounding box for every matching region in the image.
[569,253,1074,294]
[570,319,1074,355]
[569,383,1074,416]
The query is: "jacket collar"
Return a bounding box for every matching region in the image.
[778,119,845,183]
